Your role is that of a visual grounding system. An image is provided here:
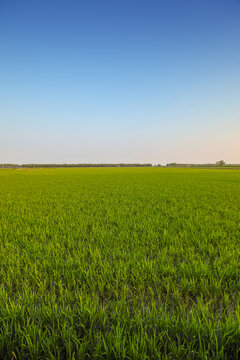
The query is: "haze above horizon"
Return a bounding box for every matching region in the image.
[1,0,239,164]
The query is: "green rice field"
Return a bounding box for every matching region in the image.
[0,168,239,359]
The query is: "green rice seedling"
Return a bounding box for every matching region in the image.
[0,167,239,359]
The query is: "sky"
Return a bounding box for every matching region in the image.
[0,0,239,164]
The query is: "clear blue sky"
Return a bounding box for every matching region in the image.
[1,0,239,164]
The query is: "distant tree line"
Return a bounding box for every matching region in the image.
[0,163,153,168]
[1,161,239,169]
[166,161,240,168]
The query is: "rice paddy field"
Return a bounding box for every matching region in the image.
[0,167,239,360]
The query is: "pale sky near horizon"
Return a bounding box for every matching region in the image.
[0,0,239,164]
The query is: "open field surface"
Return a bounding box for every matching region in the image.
[0,168,239,359]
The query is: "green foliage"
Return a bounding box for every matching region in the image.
[0,163,153,168]
[216,160,226,166]
[0,168,239,359]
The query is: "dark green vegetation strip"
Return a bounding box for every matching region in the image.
[0,168,239,359]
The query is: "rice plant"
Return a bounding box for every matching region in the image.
[0,168,239,359]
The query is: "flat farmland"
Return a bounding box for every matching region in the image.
[0,168,239,359]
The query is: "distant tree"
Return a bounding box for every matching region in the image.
[216,160,225,166]
[166,163,177,167]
